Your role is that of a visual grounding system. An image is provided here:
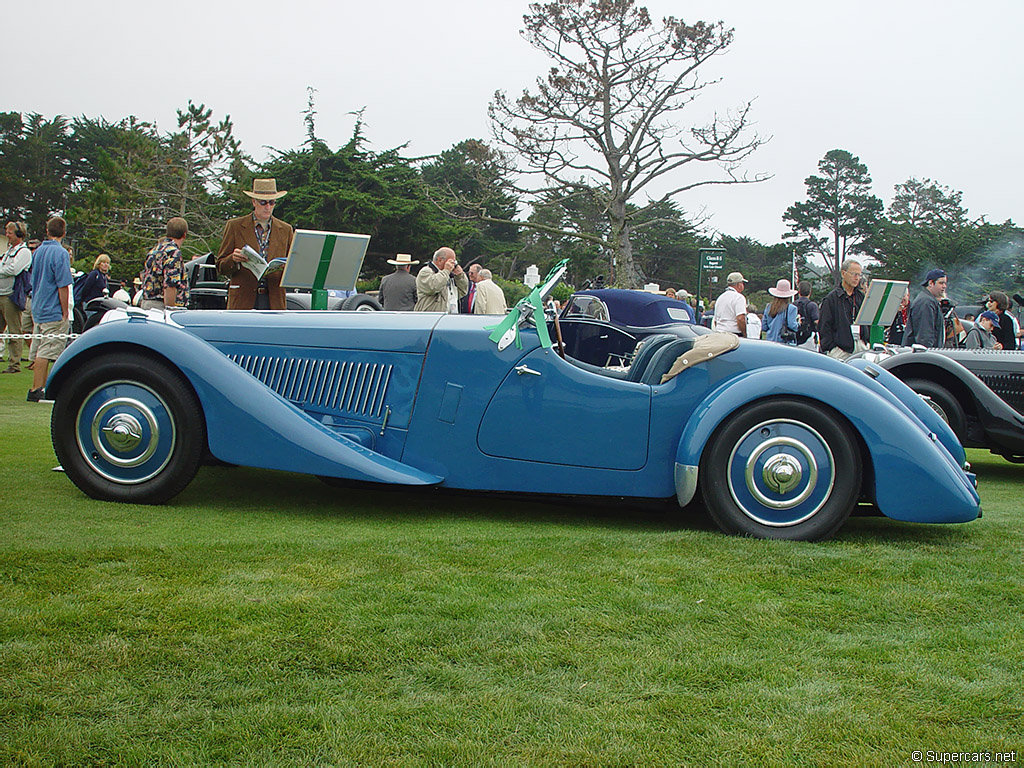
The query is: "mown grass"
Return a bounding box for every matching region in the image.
[1,367,1022,765]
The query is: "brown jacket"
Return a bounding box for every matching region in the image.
[216,214,294,309]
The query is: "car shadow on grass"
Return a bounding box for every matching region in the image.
[838,513,978,545]
[183,464,717,535]
[179,465,976,543]
[970,461,1024,482]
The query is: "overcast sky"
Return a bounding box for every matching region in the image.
[7,0,1022,244]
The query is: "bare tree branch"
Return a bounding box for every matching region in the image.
[489,0,767,287]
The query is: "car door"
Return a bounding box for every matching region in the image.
[477,347,651,470]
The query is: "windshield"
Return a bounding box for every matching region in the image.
[564,295,609,321]
[486,259,569,352]
[535,260,568,306]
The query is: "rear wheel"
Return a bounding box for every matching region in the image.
[700,398,861,541]
[51,354,205,504]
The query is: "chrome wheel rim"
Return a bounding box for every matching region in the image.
[76,381,176,484]
[727,418,835,527]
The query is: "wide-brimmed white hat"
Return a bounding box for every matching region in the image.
[387,253,419,266]
[243,178,288,201]
[768,278,798,298]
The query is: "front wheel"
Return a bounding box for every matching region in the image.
[51,354,206,504]
[699,398,861,541]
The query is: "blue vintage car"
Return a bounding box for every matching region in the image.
[45,263,979,541]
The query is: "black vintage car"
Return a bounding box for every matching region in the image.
[861,346,1024,462]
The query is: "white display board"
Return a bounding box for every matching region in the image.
[855,279,909,327]
[280,230,371,292]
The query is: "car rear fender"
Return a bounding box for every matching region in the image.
[845,358,965,463]
[47,318,441,486]
[673,367,979,524]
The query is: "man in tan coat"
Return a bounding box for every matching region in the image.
[216,178,294,309]
[414,247,468,313]
[472,269,507,315]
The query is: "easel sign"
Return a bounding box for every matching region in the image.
[281,230,371,308]
[855,279,909,328]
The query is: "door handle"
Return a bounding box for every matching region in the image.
[514,365,542,377]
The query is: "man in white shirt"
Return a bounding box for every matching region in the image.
[713,271,747,336]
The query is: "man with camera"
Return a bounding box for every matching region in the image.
[414,247,468,313]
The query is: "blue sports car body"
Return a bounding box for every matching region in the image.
[46,265,980,540]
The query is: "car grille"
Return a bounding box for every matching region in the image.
[227,354,392,418]
[976,371,1024,416]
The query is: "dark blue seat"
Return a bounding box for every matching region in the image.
[639,338,695,384]
[625,334,679,382]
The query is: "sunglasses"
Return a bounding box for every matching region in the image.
[255,199,277,206]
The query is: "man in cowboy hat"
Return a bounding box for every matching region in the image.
[379,253,419,311]
[216,178,294,309]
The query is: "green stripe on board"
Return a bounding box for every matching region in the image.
[872,282,895,325]
[313,235,337,290]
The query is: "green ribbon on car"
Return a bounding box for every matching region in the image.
[485,259,568,350]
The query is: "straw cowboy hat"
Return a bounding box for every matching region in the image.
[768,278,798,298]
[387,253,420,266]
[243,178,288,201]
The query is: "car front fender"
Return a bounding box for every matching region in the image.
[673,366,979,524]
[47,317,441,487]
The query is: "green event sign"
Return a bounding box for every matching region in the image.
[699,248,726,269]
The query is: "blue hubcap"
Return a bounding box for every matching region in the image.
[727,419,835,527]
[76,381,176,484]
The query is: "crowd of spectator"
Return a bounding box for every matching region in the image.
[2,178,518,401]
[705,260,1023,354]
[5,178,1023,405]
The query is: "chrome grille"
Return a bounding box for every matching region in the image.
[228,354,392,418]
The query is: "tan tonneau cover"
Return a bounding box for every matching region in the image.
[660,332,740,383]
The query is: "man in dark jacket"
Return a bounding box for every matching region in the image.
[378,254,419,311]
[459,263,482,313]
[902,269,947,347]
[818,259,869,360]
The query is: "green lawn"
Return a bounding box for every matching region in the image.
[1,368,1021,765]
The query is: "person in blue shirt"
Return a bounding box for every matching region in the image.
[763,278,799,344]
[28,217,73,401]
